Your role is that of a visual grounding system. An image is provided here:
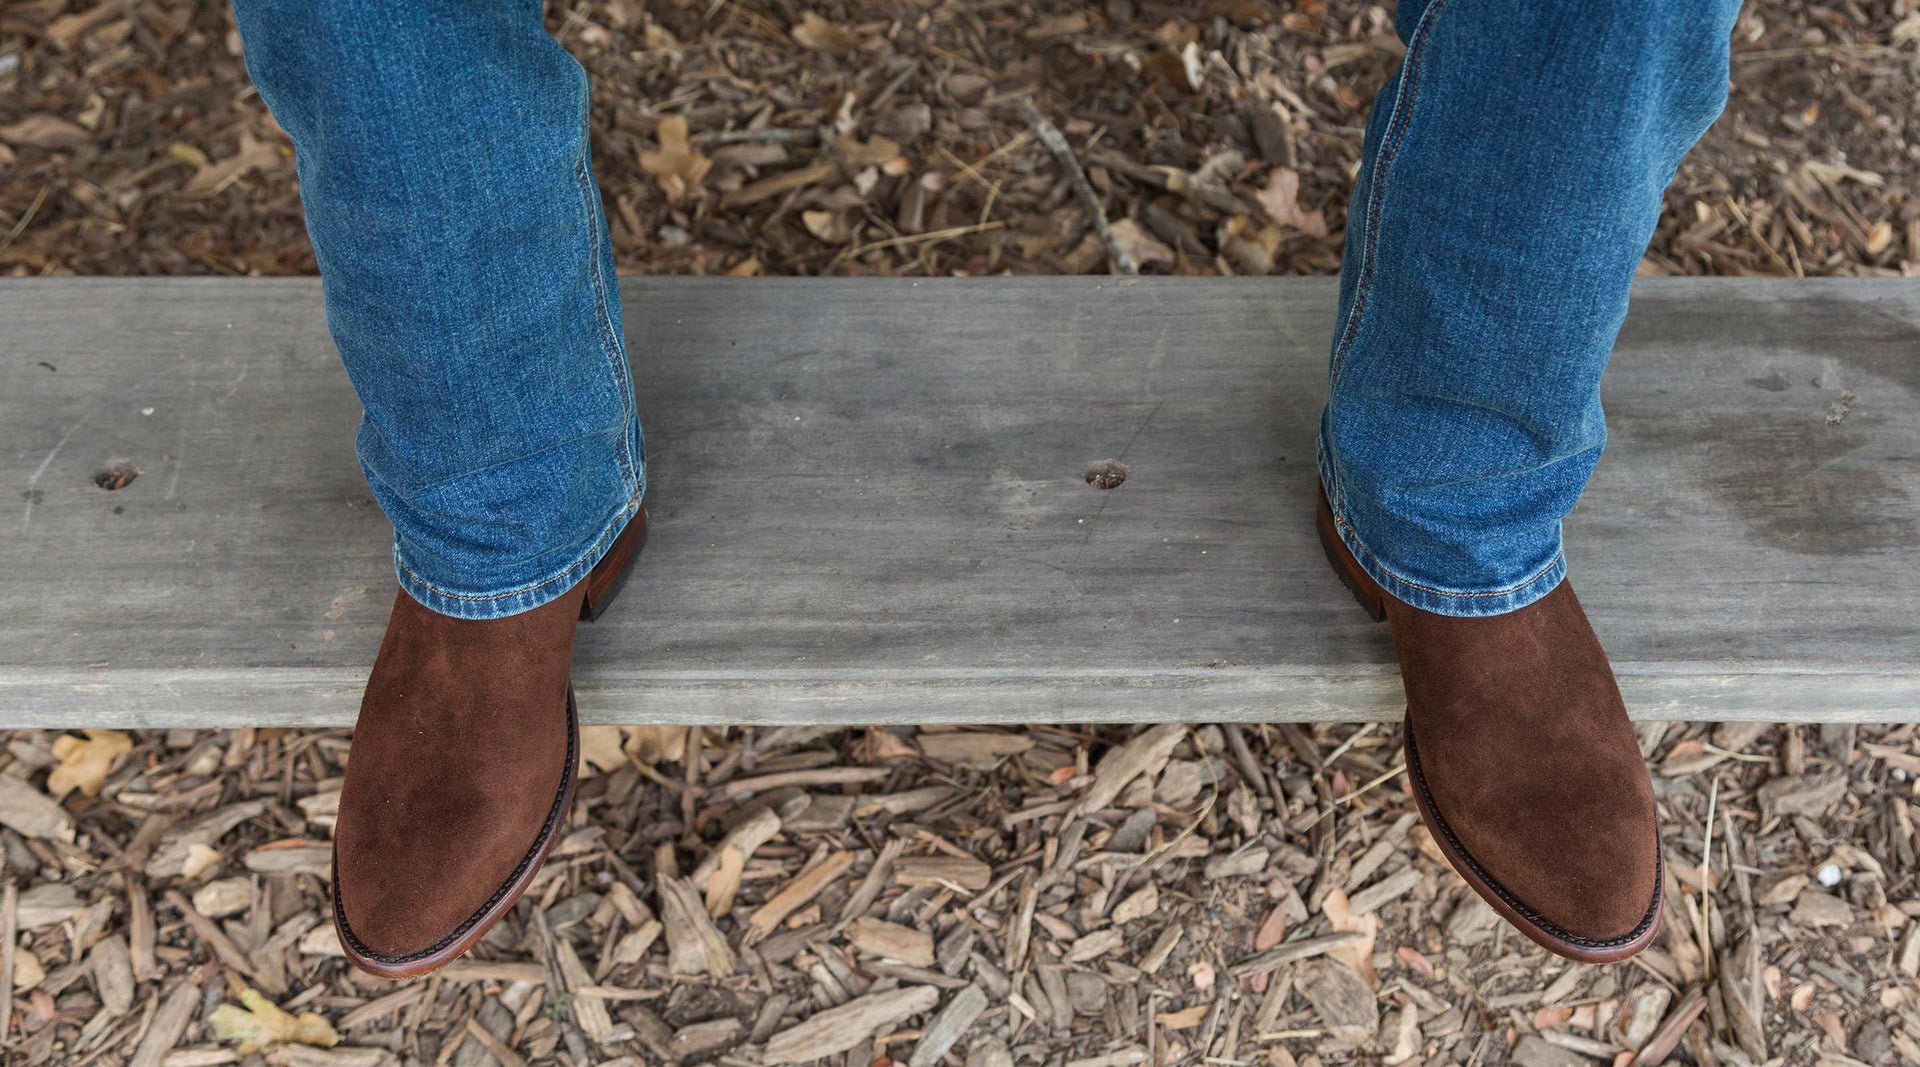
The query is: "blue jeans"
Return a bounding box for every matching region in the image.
[231,0,644,620]
[1319,0,1741,616]
[233,0,1736,622]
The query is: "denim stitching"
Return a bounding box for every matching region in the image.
[394,489,641,604]
[1331,503,1563,601]
[1327,0,1452,391]
[573,149,638,493]
[570,69,639,495]
[386,428,632,499]
[394,80,647,613]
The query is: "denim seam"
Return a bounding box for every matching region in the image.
[1327,0,1452,392]
[391,84,644,614]
[393,485,641,605]
[570,77,639,496]
[574,154,636,492]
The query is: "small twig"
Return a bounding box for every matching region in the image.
[713,766,889,799]
[868,60,921,114]
[1462,1031,1492,1067]
[1293,763,1406,835]
[1731,42,1892,62]
[693,127,821,148]
[836,220,1006,263]
[465,1016,529,1067]
[1697,741,1773,763]
[1088,150,1255,217]
[1018,99,1136,275]
[0,181,52,253]
[1321,722,1375,766]
[1721,197,1794,277]
[937,133,1034,193]
[681,723,703,847]
[1699,774,1719,980]
[1222,724,1274,802]
[0,881,16,1044]
[1334,763,1406,807]
[1227,931,1366,979]
[162,889,262,981]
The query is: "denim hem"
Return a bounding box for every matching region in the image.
[391,480,645,620]
[1315,439,1564,619]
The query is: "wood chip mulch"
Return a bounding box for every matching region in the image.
[1,0,1915,278]
[1,1,1916,1064]
[0,721,1915,1067]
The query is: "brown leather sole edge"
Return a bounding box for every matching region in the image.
[1314,486,1386,624]
[581,503,648,622]
[1315,483,1663,963]
[1403,720,1663,963]
[331,688,579,980]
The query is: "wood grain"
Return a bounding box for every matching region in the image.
[1,277,1915,725]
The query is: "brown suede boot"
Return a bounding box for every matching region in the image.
[332,508,647,979]
[1316,487,1661,962]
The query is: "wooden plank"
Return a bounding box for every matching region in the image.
[0,277,1915,726]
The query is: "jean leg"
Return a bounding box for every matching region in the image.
[230,0,644,619]
[1317,0,1740,617]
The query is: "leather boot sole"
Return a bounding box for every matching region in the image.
[580,505,648,621]
[1315,488,1662,964]
[333,505,647,979]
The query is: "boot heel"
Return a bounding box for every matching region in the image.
[1315,487,1386,624]
[580,506,648,622]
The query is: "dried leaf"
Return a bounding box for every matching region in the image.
[626,725,690,764]
[1106,219,1176,271]
[579,726,629,775]
[209,985,340,1055]
[181,132,283,197]
[802,209,855,244]
[1156,1004,1209,1029]
[639,115,711,203]
[1320,888,1379,989]
[11,949,43,991]
[791,13,865,56]
[1253,167,1328,237]
[47,729,133,798]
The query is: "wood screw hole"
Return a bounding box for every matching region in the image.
[1084,460,1129,490]
[94,462,139,491]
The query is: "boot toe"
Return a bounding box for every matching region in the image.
[334,770,556,961]
[1411,723,1661,949]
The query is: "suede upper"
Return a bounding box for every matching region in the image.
[1318,485,1661,955]
[333,583,582,961]
[1387,584,1661,944]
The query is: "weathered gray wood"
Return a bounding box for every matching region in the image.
[1,277,1915,726]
